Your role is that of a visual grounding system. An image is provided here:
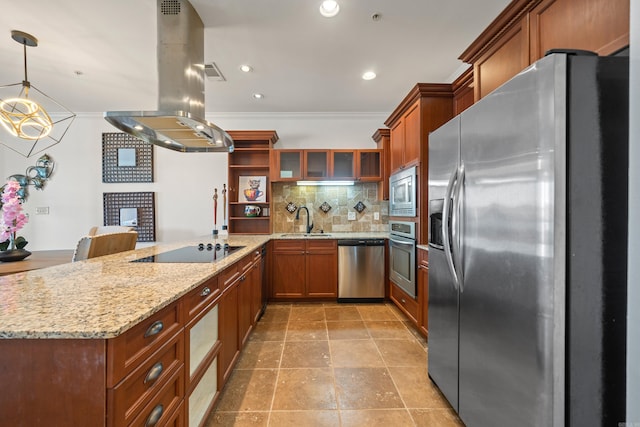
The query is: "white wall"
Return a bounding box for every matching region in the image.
[0,112,387,250]
[628,2,639,424]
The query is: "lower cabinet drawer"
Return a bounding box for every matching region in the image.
[109,332,184,426]
[129,366,184,427]
[390,282,418,323]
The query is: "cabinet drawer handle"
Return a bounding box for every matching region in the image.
[144,321,164,338]
[200,287,211,297]
[145,404,164,427]
[401,298,406,304]
[143,362,164,385]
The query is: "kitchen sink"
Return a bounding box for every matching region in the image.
[279,233,332,238]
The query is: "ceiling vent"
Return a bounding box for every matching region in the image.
[204,63,226,81]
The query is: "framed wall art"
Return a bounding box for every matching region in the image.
[103,192,156,242]
[238,175,267,203]
[102,132,154,183]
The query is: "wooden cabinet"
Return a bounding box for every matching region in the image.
[274,149,303,181]
[417,248,429,337]
[390,282,418,325]
[272,149,382,184]
[218,266,240,385]
[227,130,279,235]
[452,67,475,115]
[271,239,338,299]
[459,0,629,104]
[372,129,391,200]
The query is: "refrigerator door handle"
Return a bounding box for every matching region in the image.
[442,166,460,290]
[451,165,465,291]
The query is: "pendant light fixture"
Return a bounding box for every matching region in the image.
[0,30,76,158]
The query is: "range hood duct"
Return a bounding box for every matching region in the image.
[104,0,233,152]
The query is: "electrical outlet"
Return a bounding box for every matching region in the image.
[348,211,356,221]
[35,207,50,215]
[374,212,380,220]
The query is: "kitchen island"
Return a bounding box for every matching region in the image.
[0,232,388,426]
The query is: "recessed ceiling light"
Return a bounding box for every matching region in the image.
[240,64,252,73]
[319,0,340,17]
[253,93,264,99]
[362,71,377,80]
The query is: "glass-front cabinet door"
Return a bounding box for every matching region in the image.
[277,150,302,180]
[331,150,355,179]
[357,149,382,181]
[304,150,329,179]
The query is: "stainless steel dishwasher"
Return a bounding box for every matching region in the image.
[337,239,386,302]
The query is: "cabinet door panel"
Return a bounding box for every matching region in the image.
[219,286,239,384]
[271,253,305,297]
[403,102,421,167]
[306,252,337,297]
[238,273,253,347]
[390,121,405,173]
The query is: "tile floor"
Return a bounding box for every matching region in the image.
[205,302,465,427]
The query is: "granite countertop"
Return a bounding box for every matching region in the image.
[0,232,389,340]
[417,244,429,251]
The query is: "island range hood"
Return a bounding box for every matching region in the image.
[104,0,233,152]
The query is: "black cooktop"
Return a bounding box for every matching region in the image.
[132,243,245,263]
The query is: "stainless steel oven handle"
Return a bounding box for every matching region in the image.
[389,237,414,246]
[442,166,459,290]
[451,165,465,292]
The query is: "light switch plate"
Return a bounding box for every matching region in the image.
[35,206,50,215]
[374,212,380,220]
[348,211,356,221]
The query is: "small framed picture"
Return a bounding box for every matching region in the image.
[238,175,267,203]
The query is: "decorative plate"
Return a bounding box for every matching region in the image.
[353,201,366,213]
[319,201,332,213]
[286,202,297,213]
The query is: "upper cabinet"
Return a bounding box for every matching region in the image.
[227,130,279,235]
[384,84,454,176]
[372,129,391,200]
[271,149,383,183]
[459,0,629,103]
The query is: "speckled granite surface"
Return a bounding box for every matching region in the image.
[0,233,388,340]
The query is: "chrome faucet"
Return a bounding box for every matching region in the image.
[295,206,314,234]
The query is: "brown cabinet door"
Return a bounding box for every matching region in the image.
[250,261,263,323]
[357,150,382,181]
[306,252,338,297]
[389,120,405,173]
[237,271,253,348]
[305,240,337,298]
[271,251,306,298]
[304,150,329,179]
[330,150,356,179]
[219,285,239,384]
[275,150,303,181]
[402,102,421,168]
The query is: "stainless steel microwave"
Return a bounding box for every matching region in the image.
[389,166,417,217]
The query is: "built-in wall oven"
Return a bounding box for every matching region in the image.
[388,220,416,298]
[389,166,417,217]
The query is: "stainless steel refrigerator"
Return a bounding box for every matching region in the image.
[428,51,628,427]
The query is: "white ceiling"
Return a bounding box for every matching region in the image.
[0,0,510,115]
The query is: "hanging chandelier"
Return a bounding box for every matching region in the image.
[0,30,75,158]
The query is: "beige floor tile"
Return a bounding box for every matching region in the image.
[357,305,399,321]
[324,306,362,321]
[340,409,416,427]
[280,341,331,368]
[388,367,452,409]
[204,411,269,426]
[327,320,370,340]
[365,320,414,339]
[410,408,466,427]
[375,339,427,367]
[330,340,385,368]
[285,321,328,341]
[260,305,291,323]
[215,369,278,412]
[290,305,326,321]
[334,367,404,410]
[249,321,288,342]
[271,368,338,410]
[235,341,284,370]
[268,410,340,426]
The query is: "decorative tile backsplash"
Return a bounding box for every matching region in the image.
[271,182,389,233]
